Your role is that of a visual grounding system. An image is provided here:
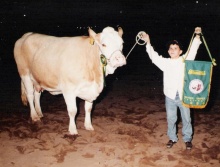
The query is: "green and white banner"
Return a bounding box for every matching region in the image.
[182,60,213,108]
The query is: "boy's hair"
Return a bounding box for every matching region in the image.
[166,40,183,50]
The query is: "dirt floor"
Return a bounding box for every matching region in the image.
[0,59,220,167]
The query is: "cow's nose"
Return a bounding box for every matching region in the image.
[117,55,126,65]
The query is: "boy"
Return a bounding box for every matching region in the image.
[141,27,202,149]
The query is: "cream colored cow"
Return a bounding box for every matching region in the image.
[14,27,126,135]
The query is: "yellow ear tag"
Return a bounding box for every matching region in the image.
[90,38,94,45]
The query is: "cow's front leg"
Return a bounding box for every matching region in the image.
[63,92,78,135]
[84,101,94,131]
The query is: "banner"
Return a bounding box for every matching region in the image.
[182,60,213,108]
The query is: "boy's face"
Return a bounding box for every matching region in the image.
[168,44,183,59]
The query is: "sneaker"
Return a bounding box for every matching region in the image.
[185,141,192,150]
[166,140,177,148]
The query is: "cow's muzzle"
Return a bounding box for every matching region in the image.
[108,50,126,68]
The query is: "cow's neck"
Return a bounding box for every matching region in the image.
[89,38,107,87]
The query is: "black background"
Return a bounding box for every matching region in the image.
[1,1,219,59]
[0,0,219,101]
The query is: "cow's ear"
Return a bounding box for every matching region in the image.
[88,27,97,39]
[118,27,123,37]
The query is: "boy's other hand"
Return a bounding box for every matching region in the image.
[195,27,202,34]
[140,32,150,44]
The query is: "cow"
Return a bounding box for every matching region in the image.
[14,26,126,135]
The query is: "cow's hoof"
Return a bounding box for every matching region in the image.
[63,134,79,141]
[68,128,78,135]
[38,114,43,118]
[85,125,94,131]
[30,116,41,123]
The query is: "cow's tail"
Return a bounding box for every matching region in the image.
[21,81,28,106]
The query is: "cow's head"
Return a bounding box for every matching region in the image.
[89,27,126,75]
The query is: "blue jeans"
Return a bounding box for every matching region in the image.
[165,92,193,142]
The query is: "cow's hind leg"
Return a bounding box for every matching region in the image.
[63,92,78,135]
[84,101,94,131]
[21,75,41,121]
[34,90,43,118]
[21,81,28,106]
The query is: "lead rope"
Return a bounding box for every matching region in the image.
[98,32,146,87]
[126,31,147,59]
[94,31,147,87]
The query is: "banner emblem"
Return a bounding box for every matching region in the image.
[189,79,204,94]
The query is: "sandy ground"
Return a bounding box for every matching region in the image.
[0,60,220,167]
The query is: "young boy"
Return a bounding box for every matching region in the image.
[141,27,202,150]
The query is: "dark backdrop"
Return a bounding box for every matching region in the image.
[0,1,219,104]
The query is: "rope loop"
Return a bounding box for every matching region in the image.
[126,31,147,59]
[136,31,147,45]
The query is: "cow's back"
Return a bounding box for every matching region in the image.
[14,33,102,90]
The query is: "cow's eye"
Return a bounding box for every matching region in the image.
[102,44,106,47]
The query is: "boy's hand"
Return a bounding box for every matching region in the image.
[140,32,150,44]
[195,27,202,34]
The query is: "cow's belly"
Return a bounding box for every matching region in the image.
[31,70,103,101]
[37,85,62,95]
[76,81,104,102]
[29,74,60,95]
